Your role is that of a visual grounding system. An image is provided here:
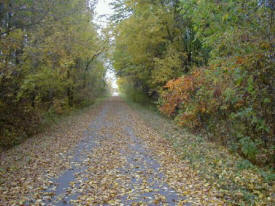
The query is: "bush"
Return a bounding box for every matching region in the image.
[118,78,152,105]
[159,54,274,167]
[239,137,259,161]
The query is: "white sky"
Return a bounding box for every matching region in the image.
[94,0,114,29]
[94,0,118,90]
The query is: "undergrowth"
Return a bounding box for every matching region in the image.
[0,96,108,150]
[125,99,274,205]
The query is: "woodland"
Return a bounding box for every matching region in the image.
[0,0,274,177]
[112,0,274,168]
[0,0,274,205]
[0,0,108,147]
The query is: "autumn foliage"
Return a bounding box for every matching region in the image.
[0,0,108,147]
[112,0,274,168]
[159,70,202,118]
[159,54,274,166]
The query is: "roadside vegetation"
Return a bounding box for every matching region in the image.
[112,0,274,169]
[123,98,273,205]
[113,1,274,204]
[0,0,274,204]
[0,0,108,147]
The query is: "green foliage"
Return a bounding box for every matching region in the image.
[117,78,152,104]
[112,0,274,168]
[0,0,108,147]
[112,0,206,98]
[239,137,259,161]
[128,101,274,205]
[236,160,254,170]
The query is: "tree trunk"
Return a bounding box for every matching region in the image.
[67,70,73,107]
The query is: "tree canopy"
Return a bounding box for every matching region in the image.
[112,0,274,170]
[0,0,108,146]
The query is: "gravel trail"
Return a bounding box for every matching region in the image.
[0,97,223,205]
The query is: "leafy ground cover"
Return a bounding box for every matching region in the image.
[126,100,274,205]
[56,97,224,205]
[0,97,225,205]
[1,96,273,205]
[0,98,106,205]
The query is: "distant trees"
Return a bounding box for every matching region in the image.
[112,0,274,167]
[0,0,108,147]
[112,0,207,97]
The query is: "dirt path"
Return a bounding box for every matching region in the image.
[0,97,223,205]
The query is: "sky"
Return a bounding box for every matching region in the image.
[94,0,118,90]
[94,0,114,27]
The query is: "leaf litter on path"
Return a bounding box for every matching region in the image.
[0,97,224,205]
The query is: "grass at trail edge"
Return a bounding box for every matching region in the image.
[124,98,274,205]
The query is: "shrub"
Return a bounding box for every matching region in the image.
[159,54,274,167]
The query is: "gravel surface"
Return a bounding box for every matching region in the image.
[0,97,223,205]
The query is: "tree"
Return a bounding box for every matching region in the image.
[112,0,274,169]
[0,0,109,147]
[112,0,206,97]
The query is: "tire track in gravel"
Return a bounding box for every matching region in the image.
[42,97,223,205]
